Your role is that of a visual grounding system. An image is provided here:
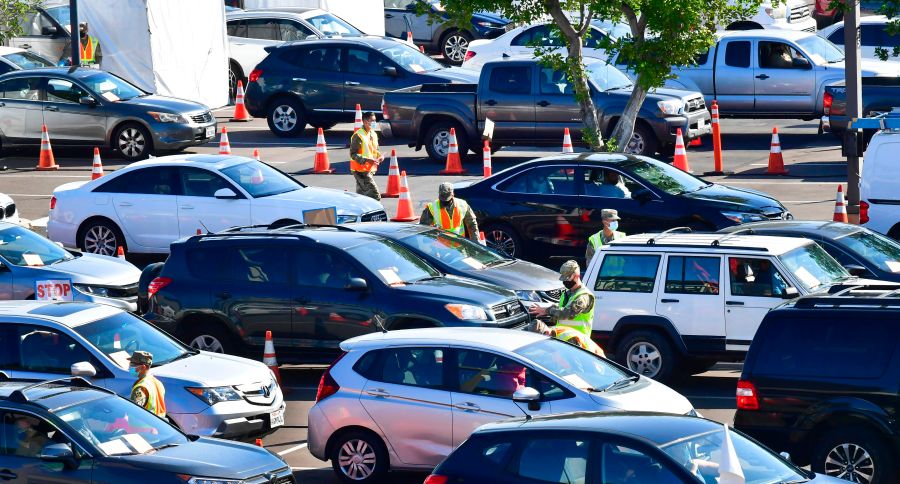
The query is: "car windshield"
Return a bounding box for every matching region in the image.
[72,312,192,369]
[590,20,631,39]
[379,43,443,73]
[797,35,844,63]
[838,230,900,273]
[306,13,362,36]
[0,224,74,266]
[44,6,76,31]
[587,62,633,91]
[621,156,708,195]
[661,427,808,484]
[55,395,187,455]
[80,72,145,101]
[220,161,302,198]
[399,229,508,271]
[514,338,629,391]
[4,51,54,69]
[346,239,441,285]
[778,243,850,291]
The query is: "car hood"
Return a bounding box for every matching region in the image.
[460,260,563,293]
[153,351,273,388]
[821,59,900,77]
[589,377,694,414]
[23,253,140,286]
[422,66,480,83]
[116,94,210,114]
[679,183,784,214]
[645,87,703,102]
[472,11,510,24]
[263,186,384,217]
[123,437,285,479]
[393,274,516,305]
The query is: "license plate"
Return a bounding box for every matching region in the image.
[270,408,284,428]
[205,126,215,139]
[697,118,705,129]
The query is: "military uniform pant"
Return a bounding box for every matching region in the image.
[353,170,381,201]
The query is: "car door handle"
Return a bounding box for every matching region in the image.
[726,301,745,306]
[345,81,360,86]
[385,13,394,18]
[0,102,5,107]
[485,99,498,106]
[292,77,306,82]
[660,298,679,303]
[117,202,133,207]
[216,291,231,299]
[0,469,16,480]
[21,44,31,49]
[537,100,551,107]
[755,74,769,80]
[366,388,390,397]
[180,205,194,210]
[44,105,59,112]
[455,402,481,411]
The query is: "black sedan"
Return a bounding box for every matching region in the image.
[454,153,789,266]
[718,220,900,282]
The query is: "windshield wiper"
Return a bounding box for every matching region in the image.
[413,275,443,283]
[597,375,640,392]
[153,443,180,451]
[484,259,512,268]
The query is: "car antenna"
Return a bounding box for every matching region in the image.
[373,313,388,333]
[198,220,212,234]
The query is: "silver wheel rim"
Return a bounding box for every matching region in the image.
[83,225,117,255]
[624,131,646,155]
[444,34,469,62]
[487,228,516,257]
[627,341,662,378]
[228,68,237,102]
[118,128,146,158]
[272,105,297,132]
[338,439,377,480]
[431,129,451,158]
[190,335,224,353]
[825,443,875,483]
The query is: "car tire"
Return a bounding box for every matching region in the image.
[616,330,679,382]
[425,120,467,163]
[183,322,235,354]
[811,426,892,484]
[440,30,473,65]
[482,223,524,259]
[228,60,244,104]
[79,219,125,256]
[683,358,718,376]
[114,123,153,162]
[330,429,389,484]
[266,97,306,137]
[309,121,338,131]
[622,123,658,157]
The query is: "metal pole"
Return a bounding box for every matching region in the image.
[70,0,80,67]
[844,0,862,221]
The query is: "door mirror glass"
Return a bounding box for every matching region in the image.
[512,386,540,402]
[383,66,398,77]
[782,286,799,299]
[39,443,77,469]
[792,57,811,69]
[213,188,238,199]
[632,187,654,202]
[406,2,418,11]
[70,361,96,378]
[78,96,97,106]
[347,277,368,290]
[780,451,791,462]
[41,26,58,36]
[844,264,867,276]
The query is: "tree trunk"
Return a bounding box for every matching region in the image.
[610,72,649,153]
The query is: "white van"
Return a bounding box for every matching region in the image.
[726,0,816,32]
[860,116,900,237]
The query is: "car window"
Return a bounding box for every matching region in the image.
[14,325,93,375]
[728,257,788,298]
[3,51,54,69]
[244,18,279,40]
[456,349,527,398]
[80,71,144,101]
[398,229,508,271]
[371,347,444,389]
[345,238,441,284]
[517,438,589,484]
[595,254,660,293]
[297,46,342,72]
[71,312,190,369]
[489,66,532,95]
[586,62,633,91]
[306,13,362,36]
[380,44,442,72]
[500,166,578,195]
[583,167,635,199]
[219,161,301,198]
[839,230,900,273]
[295,248,363,288]
[46,78,89,104]
[724,40,750,68]
[758,41,806,69]
[879,26,900,47]
[620,157,707,196]
[94,167,180,195]
[0,223,74,266]
[512,25,554,47]
[1,412,72,459]
[0,326,16,367]
[0,77,42,101]
[226,19,245,37]
[17,11,57,37]
[602,443,682,484]
[187,247,227,280]
[540,67,573,95]
[694,48,710,65]
[827,26,844,45]
[223,247,290,284]
[778,243,849,291]
[178,167,236,198]
[347,48,389,75]
[0,64,11,76]
[665,256,721,295]
[584,27,609,49]
[515,338,628,391]
[275,19,314,41]
[860,24,881,46]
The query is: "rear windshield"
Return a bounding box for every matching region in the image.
[838,230,900,273]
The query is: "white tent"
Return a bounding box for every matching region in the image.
[79,0,229,108]
[241,0,385,36]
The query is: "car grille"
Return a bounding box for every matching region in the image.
[492,300,527,327]
[106,283,138,299]
[803,25,816,32]
[244,467,294,484]
[190,111,213,124]
[685,96,706,113]
[0,203,14,219]
[541,288,563,302]
[361,210,388,222]
[237,378,278,406]
[790,5,810,22]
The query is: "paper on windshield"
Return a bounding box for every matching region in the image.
[122,433,153,454]
[460,257,485,269]
[408,64,425,73]
[22,254,43,266]
[101,91,120,102]
[886,261,900,273]
[98,439,132,456]
[562,373,592,389]
[793,266,820,288]
[378,269,403,285]
[109,350,131,370]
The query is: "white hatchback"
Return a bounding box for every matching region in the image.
[47,154,386,255]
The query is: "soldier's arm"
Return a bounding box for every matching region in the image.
[464,208,479,241]
[585,244,595,266]
[546,293,592,322]
[420,207,433,226]
[349,135,372,165]
[130,386,149,408]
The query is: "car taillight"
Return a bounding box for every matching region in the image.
[736,380,759,410]
[860,200,869,224]
[424,475,449,484]
[823,91,833,115]
[464,50,476,62]
[381,99,389,120]
[147,277,172,298]
[315,352,347,402]
[49,196,57,210]
[248,69,263,83]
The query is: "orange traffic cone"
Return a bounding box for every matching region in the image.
[562,127,574,153]
[113,333,121,349]
[255,438,264,447]
[117,246,126,260]
[252,148,261,161]
[36,124,58,171]
[688,137,702,147]
[704,100,731,176]
[833,185,849,223]
[478,231,487,246]
[263,330,281,386]
[230,80,252,121]
[439,128,467,175]
[482,140,492,178]
[390,171,420,222]
[419,45,425,54]
[353,104,363,131]
[672,128,692,173]
[381,149,401,198]
[90,147,104,180]
[218,127,232,155]
[406,31,414,45]
[766,127,788,175]
[312,128,334,174]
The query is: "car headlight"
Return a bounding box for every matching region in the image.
[721,211,767,224]
[445,303,488,320]
[73,284,109,297]
[475,21,501,28]
[515,290,541,302]
[336,214,358,224]
[764,5,787,19]
[180,477,243,484]
[186,386,242,405]
[657,100,684,116]
[148,111,188,123]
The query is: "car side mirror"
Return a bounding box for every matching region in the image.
[384,66,398,77]
[779,451,791,462]
[513,386,541,411]
[40,443,77,470]
[844,264,867,277]
[214,188,238,199]
[347,277,368,290]
[632,188,653,203]
[792,57,811,69]
[406,3,418,11]
[782,287,799,299]
[71,361,96,378]
[78,96,97,106]
[41,26,59,36]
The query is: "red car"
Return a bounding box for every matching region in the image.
[813,0,842,28]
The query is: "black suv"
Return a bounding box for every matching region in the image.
[142,225,528,364]
[734,288,900,484]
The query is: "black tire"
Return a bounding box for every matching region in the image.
[228,60,244,104]
[266,97,306,137]
[887,224,900,241]
[309,121,339,131]
[182,321,236,355]
[622,123,658,157]
[683,358,718,376]
[114,123,153,161]
[424,119,467,163]
[615,330,680,382]
[329,429,389,484]
[482,223,524,259]
[811,426,893,484]
[657,143,675,158]
[79,219,126,256]
[440,29,473,65]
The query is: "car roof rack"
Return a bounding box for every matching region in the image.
[215,223,357,234]
[793,285,900,309]
[849,108,900,131]
[7,377,105,404]
[645,227,692,245]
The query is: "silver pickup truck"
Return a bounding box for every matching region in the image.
[620,30,900,120]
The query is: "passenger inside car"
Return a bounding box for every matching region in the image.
[585,169,631,199]
[9,415,49,457]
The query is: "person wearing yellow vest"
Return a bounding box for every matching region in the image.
[79,23,102,67]
[128,350,167,418]
[349,111,384,200]
[585,208,626,264]
[528,260,594,338]
[528,319,606,357]
[420,182,480,242]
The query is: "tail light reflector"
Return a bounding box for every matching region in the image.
[49,196,57,210]
[860,200,869,224]
[736,380,759,410]
[147,277,172,298]
[248,69,263,83]
[315,351,347,402]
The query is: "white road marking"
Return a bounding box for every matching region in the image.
[205,142,317,147]
[277,442,308,456]
[0,175,88,178]
[290,467,328,471]
[30,217,48,227]
[6,194,51,197]
[749,162,845,166]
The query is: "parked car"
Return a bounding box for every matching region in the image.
[0,301,285,439]
[6,2,77,64]
[383,1,511,64]
[0,68,216,161]
[226,7,364,98]
[47,154,386,255]
[813,0,883,28]
[725,0,816,31]
[718,220,900,282]
[734,288,900,484]
[307,327,696,483]
[141,226,529,364]
[429,412,841,484]
[244,37,477,136]
[452,153,788,265]
[860,120,900,239]
[821,78,900,136]
[583,231,892,381]
[619,30,900,120]
[819,16,900,61]
[0,222,140,311]
[384,58,710,161]
[0,378,294,482]
[0,47,55,75]
[0,192,19,225]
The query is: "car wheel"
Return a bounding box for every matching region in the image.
[79,219,125,256]
[683,358,718,376]
[424,120,467,163]
[616,330,679,382]
[266,97,306,137]
[482,223,523,259]
[622,123,658,157]
[115,123,153,161]
[441,30,473,65]
[330,430,389,484]
[310,121,338,131]
[183,322,235,354]
[228,61,243,104]
[812,427,891,484]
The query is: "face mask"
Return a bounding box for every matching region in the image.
[609,221,619,231]
[563,280,577,289]
[369,122,379,131]
[129,367,139,377]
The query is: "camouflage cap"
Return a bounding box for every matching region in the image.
[559,260,580,281]
[438,182,454,201]
[601,209,621,221]
[128,350,153,367]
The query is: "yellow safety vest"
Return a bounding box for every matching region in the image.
[350,128,379,172]
[588,230,625,251]
[557,285,594,337]
[80,36,98,63]
[551,326,605,358]
[427,199,469,236]
[131,374,167,418]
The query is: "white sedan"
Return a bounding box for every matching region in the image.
[819,16,899,60]
[48,154,387,255]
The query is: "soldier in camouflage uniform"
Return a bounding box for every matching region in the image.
[129,350,167,418]
[528,260,595,338]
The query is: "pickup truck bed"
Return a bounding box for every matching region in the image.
[822,78,900,135]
